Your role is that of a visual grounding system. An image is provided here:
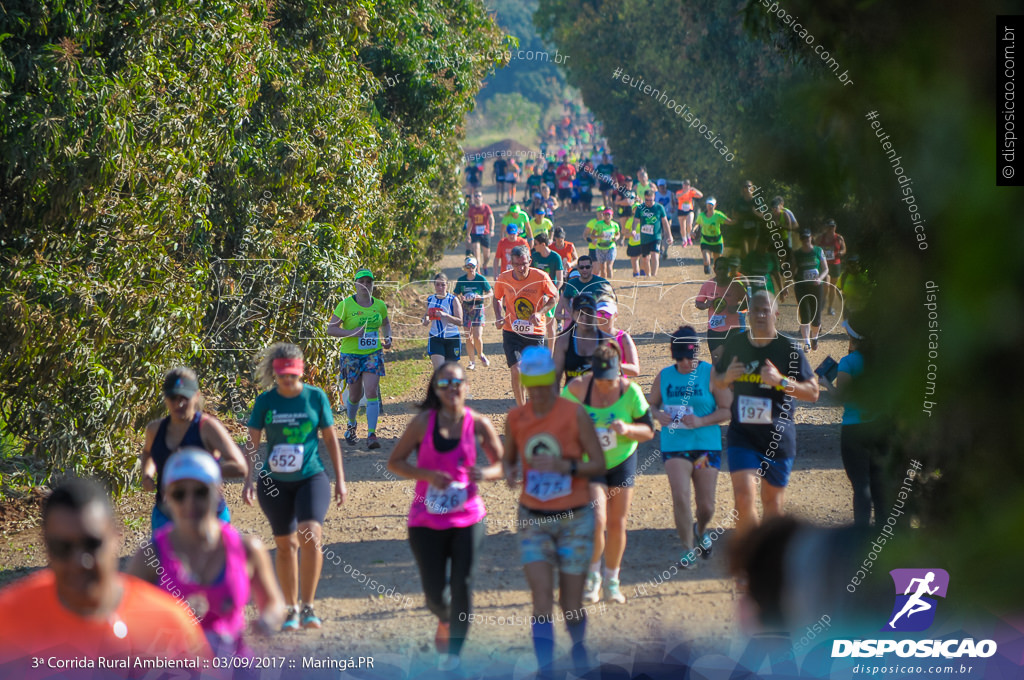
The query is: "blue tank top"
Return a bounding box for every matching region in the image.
[658,362,722,452]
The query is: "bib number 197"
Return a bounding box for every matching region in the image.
[738,395,772,425]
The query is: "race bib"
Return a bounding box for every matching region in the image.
[268,444,303,473]
[427,307,442,321]
[463,291,477,302]
[668,405,694,423]
[823,249,835,260]
[359,330,379,350]
[559,180,571,188]
[596,428,616,453]
[738,395,773,425]
[801,269,820,281]
[640,224,655,235]
[511,319,534,333]
[475,225,486,235]
[524,470,572,502]
[425,482,469,515]
[708,314,726,330]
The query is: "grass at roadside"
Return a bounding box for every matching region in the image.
[380,339,430,402]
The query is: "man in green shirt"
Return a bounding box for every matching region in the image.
[632,190,672,278]
[501,203,529,237]
[596,154,616,207]
[531,233,565,349]
[453,256,493,370]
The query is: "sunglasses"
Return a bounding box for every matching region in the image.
[46,535,104,561]
[169,486,211,503]
[596,311,613,319]
[436,377,465,389]
[578,265,592,270]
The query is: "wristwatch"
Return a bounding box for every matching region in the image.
[780,377,791,390]
[569,460,579,476]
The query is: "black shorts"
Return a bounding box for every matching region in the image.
[557,188,573,200]
[640,241,661,256]
[257,470,332,536]
[591,452,638,488]
[580,191,593,207]
[700,241,724,254]
[502,329,544,367]
[626,243,642,257]
[679,208,693,217]
[828,262,842,281]
[599,181,614,193]
[467,178,481,188]
[795,280,823,326]
[507,176,518,185]
[469,232,491,248]
[428,336,462,361]
[706,328,733,353]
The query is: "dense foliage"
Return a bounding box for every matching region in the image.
[0,0,503,493]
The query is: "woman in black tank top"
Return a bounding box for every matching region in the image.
[553,294,610,386]
[140,368,248,530]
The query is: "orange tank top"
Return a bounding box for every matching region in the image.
[509,397,592,511]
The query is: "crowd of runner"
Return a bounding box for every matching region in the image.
[1,131,885,679]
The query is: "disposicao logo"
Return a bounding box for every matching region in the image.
[832,569,997,659]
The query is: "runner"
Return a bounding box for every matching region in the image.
[815,218,847,316]
[583,204,605,259]
[648,327,732,567]
[551,226,579,272]
[553,293,613,387]
[492,246,559,406]
[564,344,654,605]
[711,291,819,537]
[771,196,798,256]
[741,236,784,298]
[387,362,504,671]
[577,159,595,212]
[526,205,554,245]
[327,269,393,447]
[594,299,640,377]
[507,156,520,203]
[542,161,558,193]
[539,183,560,213]
[141,367,247,530]
[556,256,613,327]
[634,168,653,203]
[531,233,566,349]
[695,197,732,274]
[697,256,747,364]
[503,346,607,676]
[584,206,620,280]
[632,190,672,278]
[836,254,873,317]
[454,256,493,370]
[464,161,483,195]
[501,203,529,239]
[526,163,544,199]
[243,342,347,630]
[654,179,677,250]
[0,479,211,664]
[596,153,616,207]
[624,212,643,277]
[735,180,761,256]
[465,190,494,275]
[793,228,829,350]
[494,220,529,273]
[613,177,637,229]
[127,449,285,656]
[675,179,705,247]
[494,155,509,206]
[833,315,890,526]
[423,272,464,369]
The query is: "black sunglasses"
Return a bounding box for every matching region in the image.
[578,264,592,270]
[169,486,211,503]
[46,535,104,561]
[436,377,465,389]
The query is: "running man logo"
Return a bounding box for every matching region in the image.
[514,296,535,320]
[883,568,950,632]
[524,433,561,461]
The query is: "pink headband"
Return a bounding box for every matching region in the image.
[272,358,304,376]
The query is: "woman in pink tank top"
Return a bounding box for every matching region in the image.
[128,449,285,657]
[387,362,504,671]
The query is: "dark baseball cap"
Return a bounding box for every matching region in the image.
[669,326,700,360]
[591,351,620,380]
[573,293,598,311]
[163,371,199,398]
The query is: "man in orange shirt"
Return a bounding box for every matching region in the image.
[492,246,559,405]
[493,222,529,273]
[551,227,578,272]
[0,479,211,671]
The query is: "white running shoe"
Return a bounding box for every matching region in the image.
[583,572,602,604]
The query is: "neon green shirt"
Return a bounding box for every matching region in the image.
[562,381,650,468]
[333,296,389,355]
[590,219,620,249]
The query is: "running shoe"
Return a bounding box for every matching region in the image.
[467,361,476,371]
[438,654,460,672]
[811,337,819,351]
[481,355,490,367]
[344,424,357,446]
[605,578,626,604]
[704,264,711,274]
[804,342,812,351]
[696,523,714,558]
[282,607,300,631]
[367,433,381,450]
[301,604,322,629]
[828,308,835,316]
[435,621,450,654]
[483,267,489,277]
[679,550,699,569]
[633,273,640,278]
[583,572,602,604]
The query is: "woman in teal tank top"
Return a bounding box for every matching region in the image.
[648,326,731,568]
